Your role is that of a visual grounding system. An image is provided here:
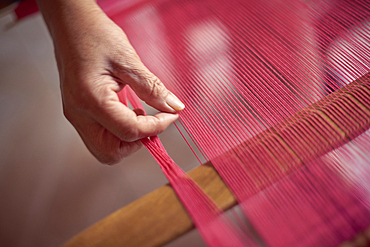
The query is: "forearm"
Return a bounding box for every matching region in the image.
[35,0,120,82]
[36,0,102,45]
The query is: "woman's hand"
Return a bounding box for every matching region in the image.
[37,0,184,164]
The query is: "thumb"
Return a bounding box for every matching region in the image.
[117,57,185,113]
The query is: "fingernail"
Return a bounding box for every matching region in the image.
[166,93,185,112]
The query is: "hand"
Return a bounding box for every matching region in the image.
[38,1,184,164]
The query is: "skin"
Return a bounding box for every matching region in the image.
[36,0,185,164]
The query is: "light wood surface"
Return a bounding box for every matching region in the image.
[64,73,370,247]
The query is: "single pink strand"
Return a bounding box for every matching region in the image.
[174,122,203,165]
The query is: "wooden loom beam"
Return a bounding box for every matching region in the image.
[64,73,370,247]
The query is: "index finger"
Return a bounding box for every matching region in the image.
[89,88,179,142]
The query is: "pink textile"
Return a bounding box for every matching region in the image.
[15,0,370,245]
[112,0,370,246]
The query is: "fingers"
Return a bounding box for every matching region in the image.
[88,89,179,142]
[64,75,179,164]
[114,46,185,113]
[54,9,183,163]
[135,113,179,140]
[129,70,185,113]
[75,99,178,164]
[73,116,143,164]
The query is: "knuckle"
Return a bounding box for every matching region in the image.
[148,74,162,86]
[147,76,163,96]
[111,46,140,73]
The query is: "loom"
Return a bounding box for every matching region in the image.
[16,0,369,246]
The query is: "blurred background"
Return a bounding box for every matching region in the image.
[2,0,369,246]
[0,7,205,247]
